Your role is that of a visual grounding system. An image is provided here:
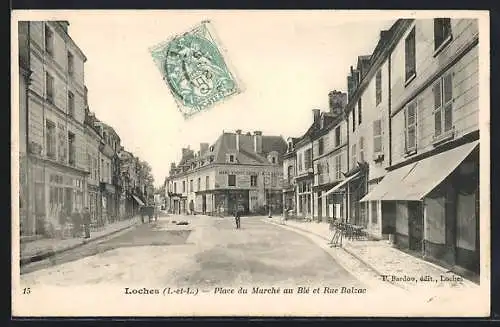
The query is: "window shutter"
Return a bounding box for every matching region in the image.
[403,109,408,152]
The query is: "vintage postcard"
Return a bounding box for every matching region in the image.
[11,10,490,317]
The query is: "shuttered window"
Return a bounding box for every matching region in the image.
[373,120,383,153]
[405,27,416,81]
[433,72,454,137]
[434,18,452,51]
[376,70,382,105]
[405,101,417,152]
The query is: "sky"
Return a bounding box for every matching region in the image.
[64,11,395,187]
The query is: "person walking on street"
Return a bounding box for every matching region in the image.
[82,207,91,239]
[234,209,241,229]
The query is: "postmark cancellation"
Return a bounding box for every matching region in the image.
[150,21,241,119]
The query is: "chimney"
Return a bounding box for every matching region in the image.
[199,143,209,155]
[329,90,348,116]
[253,131,262,153]
[312,109,320,122]
[235,130,242,151]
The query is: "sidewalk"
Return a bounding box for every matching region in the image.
[264,216,478,291]
[20,216,140,265]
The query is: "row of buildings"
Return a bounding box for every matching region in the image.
[283,18,480,278]
[18,21,153,237]
[163,18,480,279]
[163,131,287,216]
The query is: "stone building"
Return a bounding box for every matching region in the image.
[83,105,102,226]
[117,149,145,218]
[19,21,89,235]
[94,120,121,223]
[343,21,411,236]
[165,131,287,216]
[282,137,298,214]
[313,92,349,222]
[283,91,349,221]
[360,18,480,277]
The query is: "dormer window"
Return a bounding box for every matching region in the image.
[229,154,235,163]
[209,145,214,152]
[272,157,276,164]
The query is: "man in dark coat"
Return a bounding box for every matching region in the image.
[234,208,241,229]
[82,207,91,239]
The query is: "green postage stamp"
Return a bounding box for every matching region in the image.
[150,21,241,119]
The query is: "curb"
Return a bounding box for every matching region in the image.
[274,220,478,289]
[20,220,140,266]
[262,219,408,291]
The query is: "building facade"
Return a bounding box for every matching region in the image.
[83,107,102,226]
[166,131,287,216]
[117,149,145,218]
[284,91,348,222]
[19,21,31,236]
[282,137,298,214]
[361,18,480,276]
[344,20,414,237]
[312,91,348,222]
[18,20,152,238]
[20,21,89,235]
[94,121,121,223]
[281,18,480,279]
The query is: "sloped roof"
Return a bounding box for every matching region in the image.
[210,132,287,165]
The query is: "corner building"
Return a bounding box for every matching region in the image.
[20,21,89,235]
[166,131,287,216]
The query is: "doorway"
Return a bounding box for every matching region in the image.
[317,191,322,221]
[408,201,424,253]
[202,195,207,214]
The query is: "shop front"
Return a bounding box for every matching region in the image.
[360,140,480,277]
[87,184,100,226]
[100,182,116,224]
[26,158,87,236]
[283,190,295,215]
[212,189,250,215]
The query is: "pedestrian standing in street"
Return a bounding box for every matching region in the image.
[82,207,91,239]
[189,200,195,216]
[71,208,82,238]
[234,209,241,229]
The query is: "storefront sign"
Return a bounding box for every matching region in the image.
[218,170,257,176]
[218,170,283,176]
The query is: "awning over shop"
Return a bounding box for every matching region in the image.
[131,195,145,206]
[360,141,479,202]
[320,171,361,198]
